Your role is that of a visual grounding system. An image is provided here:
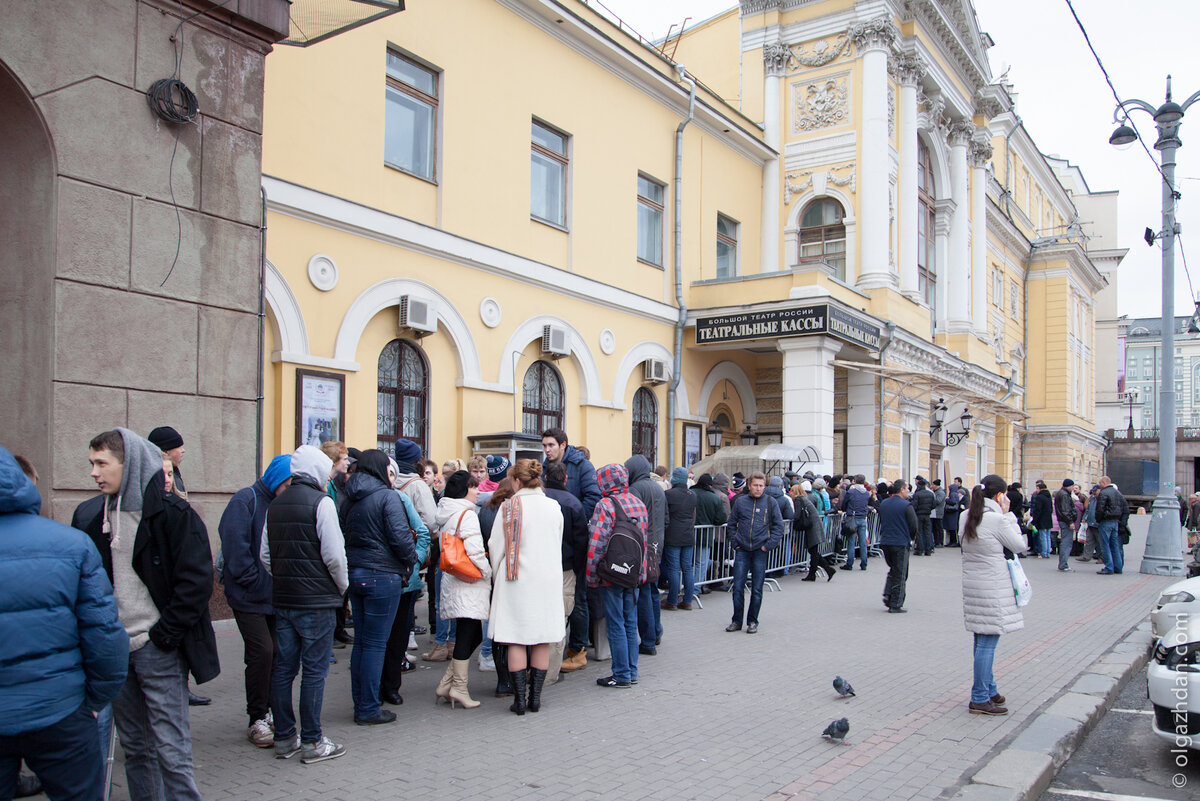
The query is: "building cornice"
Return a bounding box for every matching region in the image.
[899,0,991,95]
[1030,240,1108,295]
[262,176,678,325]
[498,0,775,166]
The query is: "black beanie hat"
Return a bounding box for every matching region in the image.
[148,426,184,451]
[444,470,471,499]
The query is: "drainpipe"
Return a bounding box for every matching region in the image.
[257,185,267,478]
[1017,239,1045,485]
[875,321,897,479]
[1001,116,1024,220]
[668,65,696,471]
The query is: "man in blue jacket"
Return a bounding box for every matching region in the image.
[218,453,293,748]
[724,472,784,634]
[544,426,601,673]
[0,446,128,800]
[878,480,919,613]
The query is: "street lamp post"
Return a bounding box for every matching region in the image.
[1125,388,1139,437]
[1109,75,1200,576]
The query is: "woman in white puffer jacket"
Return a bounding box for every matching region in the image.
[960,473,1028,717]
[433,470,492,709]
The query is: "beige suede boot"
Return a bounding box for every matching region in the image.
[434,662,454,705]
[447,659,480,709]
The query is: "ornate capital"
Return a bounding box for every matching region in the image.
[947,120,975,147]
[969,138,993,168]
[890,51,926,86]
[850,16,899,54]
[763,42,791,77]
[974,96,1005,122]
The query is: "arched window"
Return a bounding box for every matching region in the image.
[917,138,937,310]
[377,339,428,458]
[522,360,563,435]
[799,198,846,279]
[631,387,658,460]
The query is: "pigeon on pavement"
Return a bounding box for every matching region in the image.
[833,675,855,698]
[822,717,850,744]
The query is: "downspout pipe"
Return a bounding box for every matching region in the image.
[668,65,696,470]
[257,185,267,478]
[875,321,897,479]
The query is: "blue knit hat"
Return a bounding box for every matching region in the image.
[671,466,689,486]
[262,454,292,492]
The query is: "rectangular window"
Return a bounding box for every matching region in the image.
[636,174,665,267]
[531,119,568,227]
[716,214,738,278]
[384,50,437,180]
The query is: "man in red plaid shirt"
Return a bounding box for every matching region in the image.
[586,464,648,688]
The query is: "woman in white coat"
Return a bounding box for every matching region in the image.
[488,459,565,715]
[960,473,1028,716]
[434,471,492,709]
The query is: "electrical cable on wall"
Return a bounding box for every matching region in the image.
[146,0,237,287]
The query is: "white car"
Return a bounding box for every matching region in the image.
[1150,575,1200,638]
[1148,616,1200,751]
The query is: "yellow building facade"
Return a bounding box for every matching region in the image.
[258,0,1118,487]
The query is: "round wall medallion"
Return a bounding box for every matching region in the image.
[480,297,502,328]
[307,254,338,291]
[599,328,616,355]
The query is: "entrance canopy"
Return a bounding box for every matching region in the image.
[831,360,1028,422]
[688,443,821,481]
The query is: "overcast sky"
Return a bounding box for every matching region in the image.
[592,0,1200,320]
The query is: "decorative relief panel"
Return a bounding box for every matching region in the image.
[792,72,850,133]
[888,84,896,136]
[790,32,854,68]
[784,162,856,204]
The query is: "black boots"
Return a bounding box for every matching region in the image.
[527,668,547,713]
[493,643,514,697]
[508,668,527,715]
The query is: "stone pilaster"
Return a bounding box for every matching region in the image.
[970,137,993,335]
[779,336,843,475]
[894,52,925,300]
[762,43,789,273]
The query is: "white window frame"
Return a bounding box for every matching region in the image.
[716,213,739,279]
[531,118,569,229]
[636,173,665,268]
[384,48,438,182]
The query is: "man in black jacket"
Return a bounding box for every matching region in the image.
[1030,480,1054,558]
[1094,476,1130,575]
[76,428,217,801]
[1053,479,1079,571]
[911,477,936,556]
[543,460,589,683]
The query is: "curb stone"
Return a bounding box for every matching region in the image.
[949,621,1156,801]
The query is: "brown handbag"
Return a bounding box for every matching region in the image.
[440,510,482,583]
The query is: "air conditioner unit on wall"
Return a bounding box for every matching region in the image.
[399,295,437,335]
[644,359,669,384]
[541,324,570,357]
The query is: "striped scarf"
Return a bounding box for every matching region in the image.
[501,496,523,581]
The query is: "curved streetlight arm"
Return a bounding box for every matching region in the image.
[1111,97,1158,123]
[1181,89,1200,113]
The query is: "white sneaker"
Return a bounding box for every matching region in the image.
[301,736,346,764]
[407,632,418,651]
[248,718,274,748]
[478,653,496,672]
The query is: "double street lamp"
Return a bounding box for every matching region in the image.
[1110,76,1199,576]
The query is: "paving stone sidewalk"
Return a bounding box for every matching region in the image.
[105,521,1176,801]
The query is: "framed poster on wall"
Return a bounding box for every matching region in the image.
[296,369,345,449]
[683,422,702,467]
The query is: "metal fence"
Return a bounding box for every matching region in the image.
[683,508,882,607]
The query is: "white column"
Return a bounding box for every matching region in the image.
[761,43,788,274]
[946,120,973,333]
[896,54,924,299]
[851,19,898,290]
[778,336,843,475]
[970,137,993,335]
[846,368,876,476]
[933,197,955,332]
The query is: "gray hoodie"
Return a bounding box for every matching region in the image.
[624,455,666,554]
[259,445,348,595]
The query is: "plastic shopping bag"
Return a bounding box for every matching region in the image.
[1006,557,1032,607]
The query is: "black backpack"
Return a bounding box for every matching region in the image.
[597,501,644,589]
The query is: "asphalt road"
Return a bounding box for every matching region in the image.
[1038,665,1200,801]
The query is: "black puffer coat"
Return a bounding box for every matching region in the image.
[340,454,417,578]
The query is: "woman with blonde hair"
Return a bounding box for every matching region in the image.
[488,459,565,715]
[433,471,491,708]
[961,474,1027,716]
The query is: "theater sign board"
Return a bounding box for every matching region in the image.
[696,303,881,351]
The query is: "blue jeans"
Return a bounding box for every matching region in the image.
[0,704,104,801]
[603,585,639,682]
[663,545,695,605]
[112,642,201,801]
[271,607,336,745]
[1098,519,1123,573]
[1037,527,1051,557]
[568,574,589,652]
[637,582,661,647]
[480,620,492,659]
[731,548,769,626]
[845,518,868,568]
[1056,530,1073,569]
[972,633,1001,703]
[347,568,405,720]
